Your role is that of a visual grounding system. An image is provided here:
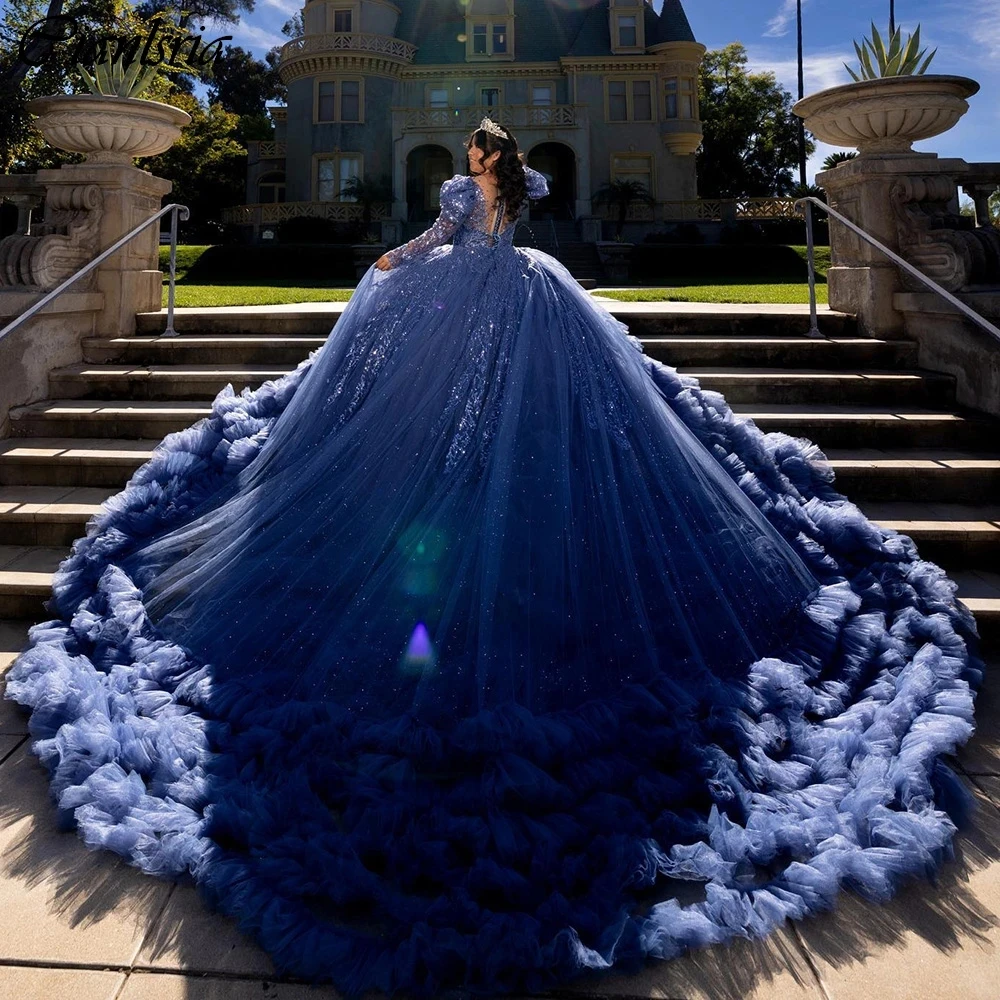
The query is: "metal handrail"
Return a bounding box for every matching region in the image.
[0,202,190,344]
[795,195,1000,345]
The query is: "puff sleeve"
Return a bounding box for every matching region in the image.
[384,175,478,267]
[524,166,550,200]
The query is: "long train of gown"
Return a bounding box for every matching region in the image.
[6,170,982,995]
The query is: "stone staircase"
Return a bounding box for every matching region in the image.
[0,306,998,651]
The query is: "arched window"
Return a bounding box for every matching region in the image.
[258,172,286,204]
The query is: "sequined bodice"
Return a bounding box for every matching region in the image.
[384,168,549,268]
[452,183,517,250]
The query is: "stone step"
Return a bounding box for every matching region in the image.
[49,363,955,406]
[84,335,327,366]
[0,439,157,487]
[826,449,1000,502]
[10,400,211,439]
[83,335,919,370]
[0,546,65,620]
[681,370,955,406]
[0,486,111,545]
[858,501,1000,568]
[734,405,997,450]
[135,306,858,339]
[644,336,918,368]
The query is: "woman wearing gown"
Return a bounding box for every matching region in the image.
[6,119,982,995]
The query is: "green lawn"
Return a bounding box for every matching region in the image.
[596,284,829,305]
[161,285,356,308]
[158,244,831,308]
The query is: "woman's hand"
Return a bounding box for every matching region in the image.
[375,254,393,271]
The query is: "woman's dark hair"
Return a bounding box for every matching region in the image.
[465,125,527,224]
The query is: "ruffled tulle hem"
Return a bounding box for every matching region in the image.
[5,306,983,995]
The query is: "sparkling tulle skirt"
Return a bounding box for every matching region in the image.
[6,244,981,995]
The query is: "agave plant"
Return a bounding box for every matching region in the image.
[78,44,161,99]
[845,22,936,81]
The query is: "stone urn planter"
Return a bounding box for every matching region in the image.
[352,243,386,279]
[793,75,979,155]
[595,241,634,284]
[26,94,191,164]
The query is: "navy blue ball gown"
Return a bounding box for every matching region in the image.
[6,167,983,994]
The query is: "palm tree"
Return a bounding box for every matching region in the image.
[591,179,655,238]
[890,0,896,35]
[339,174,393,238]
[821,151,858,170]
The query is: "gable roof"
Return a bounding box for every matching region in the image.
[394,0,698,64]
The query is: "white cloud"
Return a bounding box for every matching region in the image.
[209,17,286,54]
[259,0,301,17]
[763,0,799,39]
[745,49,853,96]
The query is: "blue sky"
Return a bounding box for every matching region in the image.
[221,0,1000,183]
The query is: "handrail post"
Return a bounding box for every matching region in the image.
[163,206,180,338]
[804,199,822,339]
[795,195,1000,345]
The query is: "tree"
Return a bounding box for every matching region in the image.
[821,151,858,171]
[206,44,284,116]
[0,0,197,171]
[135,0,253,25]
[340,174,393,237]
[591,179,655,238]
[697,43,814,198]
[141,88,247,239]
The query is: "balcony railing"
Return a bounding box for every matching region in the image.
[222,201,392,227]
[280,32,417,65]
[247,142,287,160]
[654,198,801,222]
[396,105,580,132]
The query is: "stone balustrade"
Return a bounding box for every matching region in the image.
[394,104,580,132]
[247,142,288,161]
[222,200,391,227]
[962,163,1000,228]
[282,32,417,61]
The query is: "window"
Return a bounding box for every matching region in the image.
[532,86,553,106]
[608,81,627,122]
[492,22,507,54]
[617,14,637,47]
[258,173,285,204]
[481,87,500,107]
[665,78,696,119]
[333,8,352,32]
[315,79,363,123]
[611,153,653,198]
[429,88,449,108]
[632,80,652,121]
[467,18,514,58]
[340,80,360,122]
[317,154,362,202]
[607,78,656,122]
[318,81,337,122]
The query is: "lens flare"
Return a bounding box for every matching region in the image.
[400,621,437,676]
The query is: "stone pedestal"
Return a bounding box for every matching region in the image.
[894,290,1000,417]
[817,154,969,338]
[34,164,171,337]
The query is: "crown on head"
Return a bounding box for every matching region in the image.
[479,117,508,139]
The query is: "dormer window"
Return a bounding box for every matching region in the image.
[466,14,515,60]
[617,15,636,47]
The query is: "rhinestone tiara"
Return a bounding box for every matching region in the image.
[479,117,508,138]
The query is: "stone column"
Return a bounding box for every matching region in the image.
[34,163,171,337]
[817,154,969,338]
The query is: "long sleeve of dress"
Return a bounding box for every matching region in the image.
[385,175,478,267]
[524,166,550,200]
